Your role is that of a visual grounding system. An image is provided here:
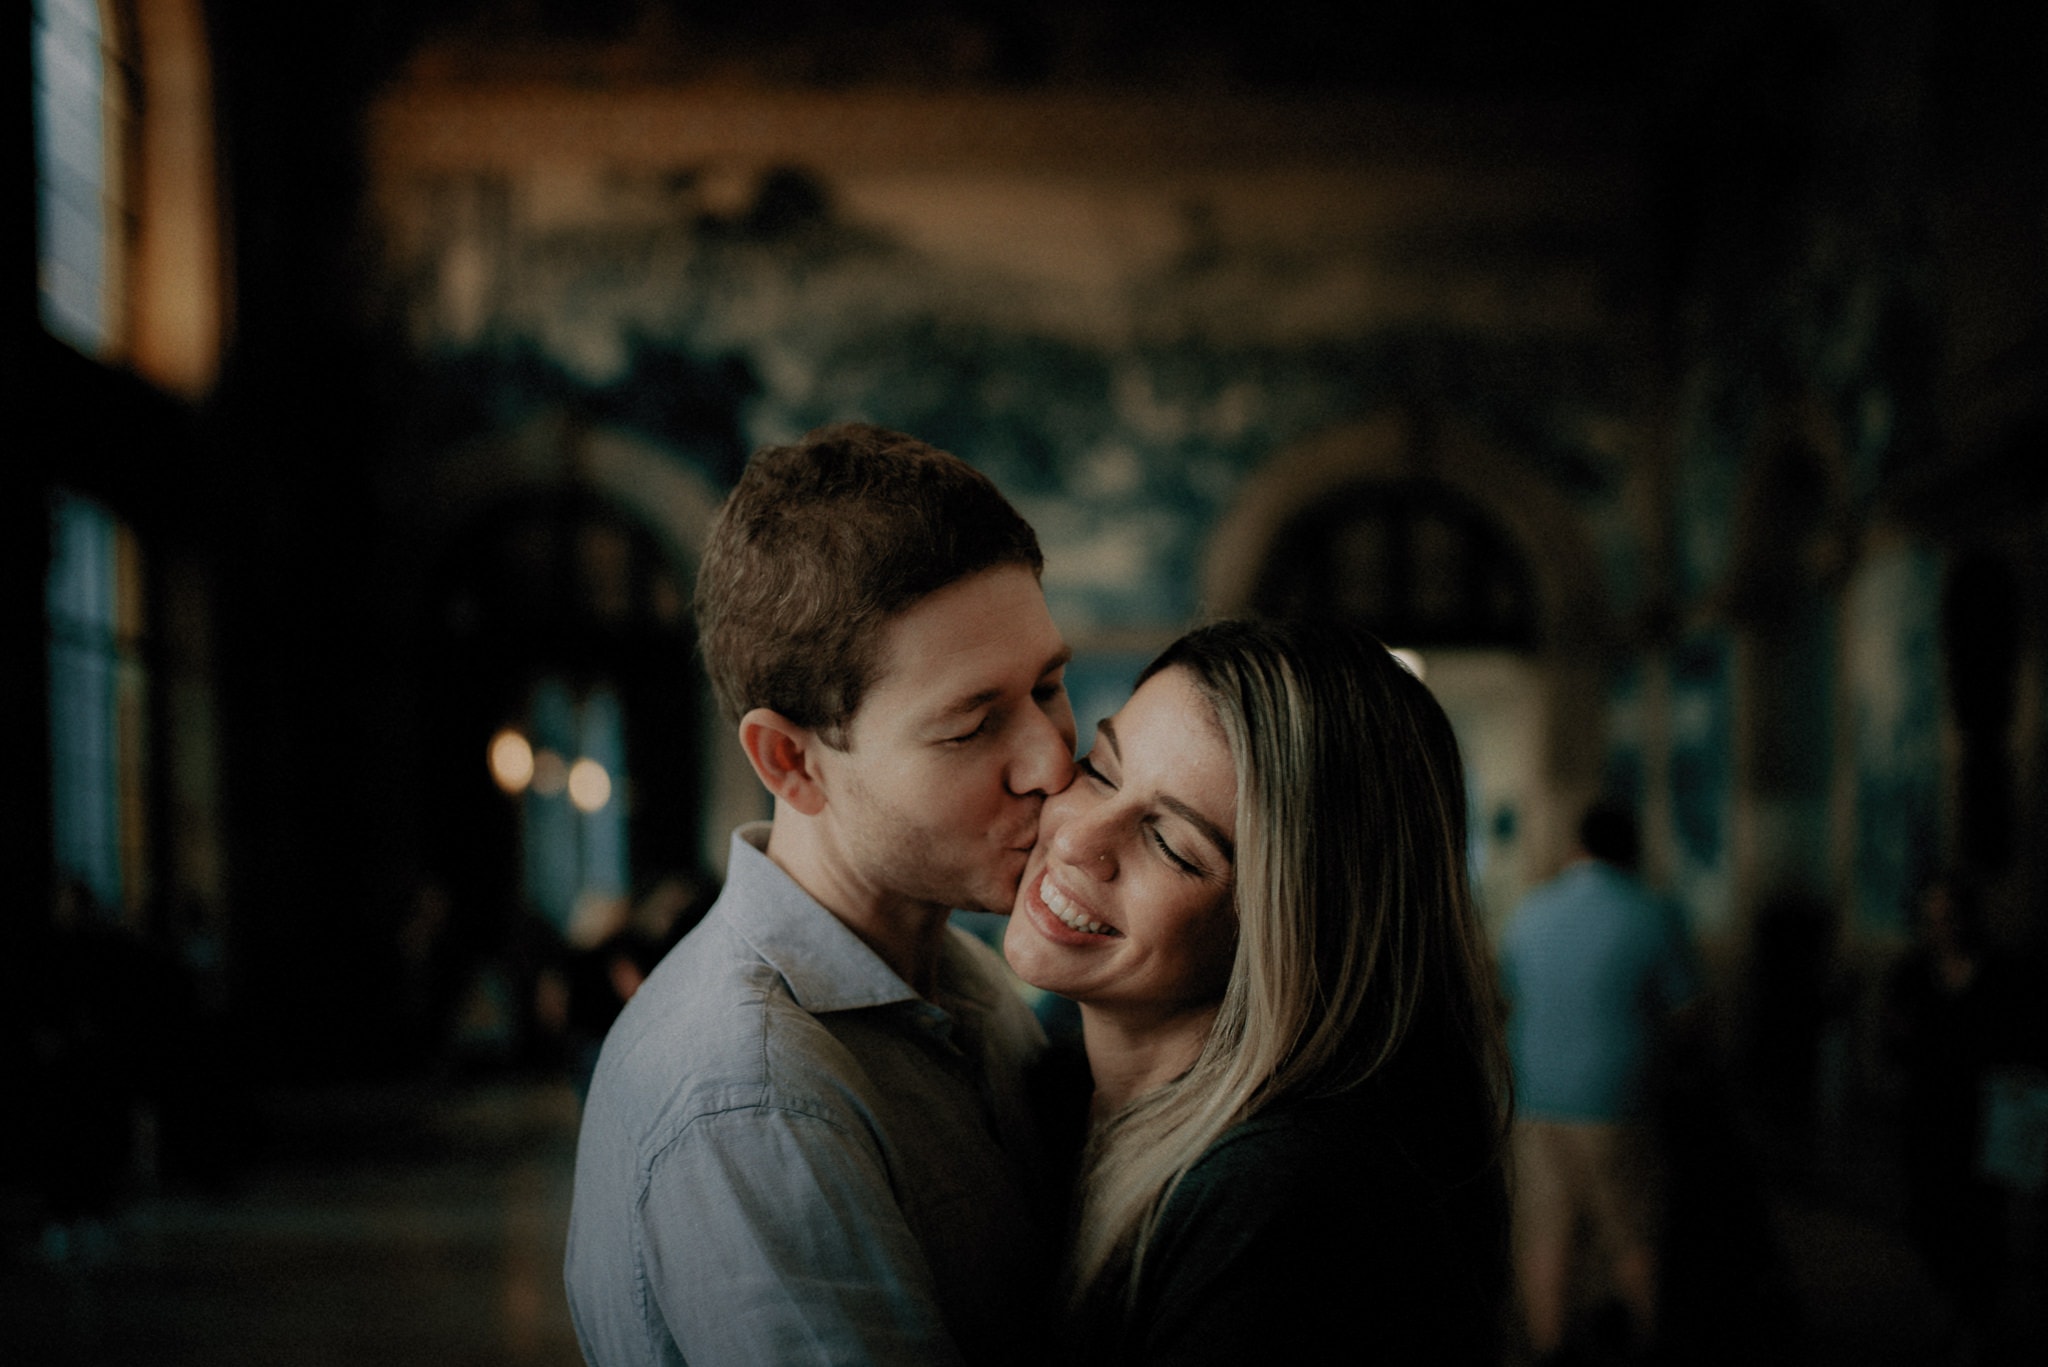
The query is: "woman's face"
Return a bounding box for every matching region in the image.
[1004,666,1239,1026]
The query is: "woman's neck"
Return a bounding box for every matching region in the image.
[1079,1001,1221,1122]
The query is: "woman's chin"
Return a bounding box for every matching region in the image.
[1001,914,1061,995]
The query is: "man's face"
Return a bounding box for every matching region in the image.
[812,565,1077,916]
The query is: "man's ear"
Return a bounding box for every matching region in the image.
[737,708,829,817]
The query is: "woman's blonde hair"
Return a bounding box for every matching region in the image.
[1067,618,1510,1308]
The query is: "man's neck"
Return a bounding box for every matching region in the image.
[762,818,954,997]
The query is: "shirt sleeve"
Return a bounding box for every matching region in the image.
[640,1103,968,1367]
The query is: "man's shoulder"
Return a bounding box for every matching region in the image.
[941,921,1028,1003]
[939,922,1049,1049]
[585,911,878,1154]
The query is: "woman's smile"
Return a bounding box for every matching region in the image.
[1029,868,1122,938]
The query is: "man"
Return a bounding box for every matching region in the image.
[1497,803,1697,1364]
[565,423,1077,1366]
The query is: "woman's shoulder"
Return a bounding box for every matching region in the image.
[1176,1094,1363,1190]
[1123,1089,1507,1366]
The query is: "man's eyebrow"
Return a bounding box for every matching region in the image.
[933,648,1075,719]
[1098,718,1233,861]
[934,687,1001,719]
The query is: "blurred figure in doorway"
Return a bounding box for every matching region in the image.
[1499,803,1699,1364]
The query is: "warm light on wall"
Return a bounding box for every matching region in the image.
[531,748,569,796]
[488,727,534,793]
[568,758,613,813]
[1390,647,1426,681]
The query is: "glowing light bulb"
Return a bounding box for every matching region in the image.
[568,757,612,813]
[488,729,534,794]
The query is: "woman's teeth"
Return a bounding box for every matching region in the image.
[1042,875,1117,936]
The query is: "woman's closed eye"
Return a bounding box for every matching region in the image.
[1079,753,1206,876]
[1149,825,1201,876]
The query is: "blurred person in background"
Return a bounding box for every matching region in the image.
[1499,803,1699,1364]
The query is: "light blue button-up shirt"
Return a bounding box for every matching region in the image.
[564,825,1053,1366]
[1499,859,1698,1121]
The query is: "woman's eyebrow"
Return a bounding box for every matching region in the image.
[1161,797,1234,863]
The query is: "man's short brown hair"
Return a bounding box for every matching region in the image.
[694,422,1045,745]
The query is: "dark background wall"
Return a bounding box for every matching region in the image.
[12,0,2047,1154]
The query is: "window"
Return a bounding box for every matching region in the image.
[34,0,132,358]
[33,0,224,394]
[48,490,150,920]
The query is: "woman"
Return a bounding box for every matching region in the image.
[1005,619,1511,1364]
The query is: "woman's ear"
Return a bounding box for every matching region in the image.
[738,708,828,816]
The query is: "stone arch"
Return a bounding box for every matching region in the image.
[1202,412,1609,655]
[391,413,725,571]
[384,412,760,878]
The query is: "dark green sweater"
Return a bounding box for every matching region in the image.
[1091,1089,1509,1366]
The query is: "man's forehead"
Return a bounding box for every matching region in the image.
[854,569,1068,725]
[918,643,1072,719]
[867,634,1068,717]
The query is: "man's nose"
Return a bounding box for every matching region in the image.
[1007,702,1076,797]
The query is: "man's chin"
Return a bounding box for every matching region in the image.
[956,852,1034,916]
[955,875,1025,918]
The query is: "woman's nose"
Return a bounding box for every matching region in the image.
[1049,803,1117,880]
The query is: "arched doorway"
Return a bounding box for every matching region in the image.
[385,413,757,859]
[1250,475,1545,927]
[416,487,705,1061]
[1205,413,1611,930]
[380,416,741,1066]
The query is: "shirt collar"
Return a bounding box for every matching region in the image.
[720,822,925,1015]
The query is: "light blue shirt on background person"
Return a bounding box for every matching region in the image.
[564,824,1054,1367]
[1498,858,1699,1121]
